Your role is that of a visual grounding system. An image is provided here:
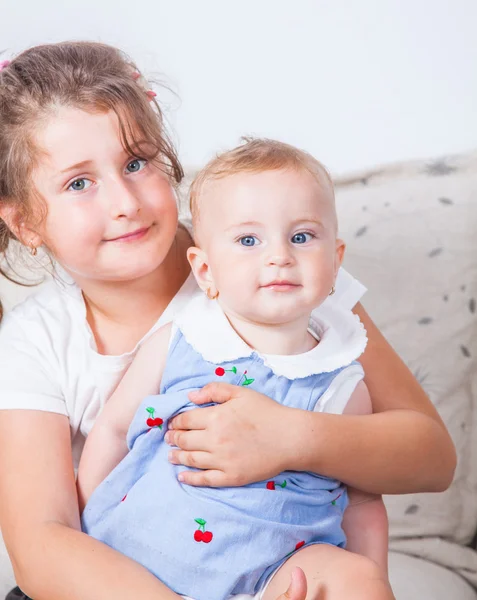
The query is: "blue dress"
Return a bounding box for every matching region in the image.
[82,294,366,600]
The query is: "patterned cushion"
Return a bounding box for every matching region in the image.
[334,152,477,587]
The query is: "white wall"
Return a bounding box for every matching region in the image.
[1,0,476,174]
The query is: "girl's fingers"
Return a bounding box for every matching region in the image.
[168,450,218,471]
[165,429,210,452]
[188,382,241,405]
[176,468,226,488]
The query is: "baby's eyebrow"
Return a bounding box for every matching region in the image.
[224,221,263,231]
[291,218,326,229]
[224,219,327,232]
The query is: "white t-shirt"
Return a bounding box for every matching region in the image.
[0,268,366,466]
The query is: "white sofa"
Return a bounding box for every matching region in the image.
[333,151,477,599]
[0,151,476,599]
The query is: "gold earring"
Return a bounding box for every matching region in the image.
[206,288,219,300]
[329,285,335,296]
[29,241,38,257]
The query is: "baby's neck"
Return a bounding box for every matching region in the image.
[225,312,318,356]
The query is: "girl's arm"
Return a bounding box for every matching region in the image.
[344,490,389,577]
[166,304,456,493]
[77,323,172,511]
[0,410,182,600]
[341,380,388,576]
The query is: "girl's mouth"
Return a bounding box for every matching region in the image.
[105,226,150,242]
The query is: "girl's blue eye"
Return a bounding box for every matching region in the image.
[239,236,260,247]
[68,178,92,192]
[126,158,147,173]
[291,232,313,244]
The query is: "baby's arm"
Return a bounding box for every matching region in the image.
[341,381,389,575]
[77,322,173,512]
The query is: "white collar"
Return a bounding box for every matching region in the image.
[175,292,367,380]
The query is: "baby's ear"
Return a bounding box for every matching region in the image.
[334,239,346,276]
[187,246,217,296]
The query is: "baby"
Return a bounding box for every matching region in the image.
[78,138,393,600]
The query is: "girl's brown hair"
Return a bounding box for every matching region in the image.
[0,41,184,322]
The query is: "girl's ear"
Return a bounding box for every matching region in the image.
[187,246,218,297]
[0,202,43,250]
[334,239,346,278]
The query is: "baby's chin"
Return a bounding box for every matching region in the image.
[230,306,312,328]
[219,293,318,326]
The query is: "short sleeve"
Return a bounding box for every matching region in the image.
[0,312,67,414]
[313,363,365,415]
[332,267,367,310]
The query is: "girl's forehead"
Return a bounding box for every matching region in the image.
[35,107,126,171]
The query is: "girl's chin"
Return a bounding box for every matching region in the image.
[69,259,165,283]
[105,262,165,282]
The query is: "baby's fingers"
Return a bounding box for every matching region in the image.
[275,568,307,600]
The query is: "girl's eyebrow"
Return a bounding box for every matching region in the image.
[59,159,94,175]
[58,144,145,177]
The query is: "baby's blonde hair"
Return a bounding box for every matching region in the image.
[189,137,335,226]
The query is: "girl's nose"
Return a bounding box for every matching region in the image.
[108,180,141,219]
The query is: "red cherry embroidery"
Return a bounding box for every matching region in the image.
[239,369,255,387]
[146,417,163,428]
[331,491,343,506]
[266,480,287,490]
[194,530,204,542]
[202,531,213,543]
[285,539,306,558]
[215,365,254,386]
[194,518,213,543]
[215,366,237,377]
[146,407,163,429]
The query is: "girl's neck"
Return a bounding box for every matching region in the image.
[225,311,317,356]
[75,231,191,355]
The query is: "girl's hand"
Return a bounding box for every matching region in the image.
[165,383,300,487]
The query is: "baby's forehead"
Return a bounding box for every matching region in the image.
[194,167,337,233]
[206,166,332,198]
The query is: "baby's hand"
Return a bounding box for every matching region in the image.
[166,382,299,487]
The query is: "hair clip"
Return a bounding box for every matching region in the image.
[0,60,11,72]
[146,90,157,101]
[131,71,141,81]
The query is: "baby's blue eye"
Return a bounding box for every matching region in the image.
[126,158,147,173]
[68,178,92,192]
[291,232,313,244]
[239,236,260,247]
